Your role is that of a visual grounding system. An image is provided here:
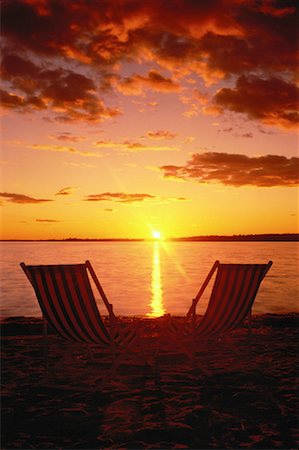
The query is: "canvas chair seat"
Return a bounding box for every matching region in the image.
[20,260,143,378]
[157,261,272,364]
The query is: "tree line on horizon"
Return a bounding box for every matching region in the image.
[3,233,299,242]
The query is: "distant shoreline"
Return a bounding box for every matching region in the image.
[1,233,298,242]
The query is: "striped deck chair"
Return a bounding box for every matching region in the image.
[20,260,141,377]
[158,260,272,363]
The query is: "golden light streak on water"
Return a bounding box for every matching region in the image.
[147,241,166,317]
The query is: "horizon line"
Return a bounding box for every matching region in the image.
[1,233,298,242]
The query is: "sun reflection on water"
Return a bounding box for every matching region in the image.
[147,241,166,317]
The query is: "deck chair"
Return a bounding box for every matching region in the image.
[20,260,142,379]
[158,260,273,364]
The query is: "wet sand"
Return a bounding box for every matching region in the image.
[1,314,298,449]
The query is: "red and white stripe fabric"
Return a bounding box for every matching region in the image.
[161,262,272,345]
[195,263,271,337]
[22,264,112,345]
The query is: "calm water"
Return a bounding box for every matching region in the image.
[0,241,298,319]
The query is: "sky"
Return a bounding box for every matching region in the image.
[1,0,298,240]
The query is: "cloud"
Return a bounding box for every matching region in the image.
[146,130,178,140]
[184,136,195,144]
[36,219,60,222]
[180,88,209,117]
[0,192,53,203]
[86,193,156,203]
[213,75,299,129]
[94,139,179,152]
[55,187,75,196]
[217,127,253,138]
[0,88,45,110]
[1,54,121,122]
[115,70,182,95]
[195,28,296,79]
[84,192,189,203]
[30,144,101,157]
[160,153,299,187]
[1,0,297,130]
[50,132,86,143]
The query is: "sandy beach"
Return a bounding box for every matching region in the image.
[1,314,298,449]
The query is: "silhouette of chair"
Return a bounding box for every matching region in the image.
[20,260,142,379]
[158,260,273,364]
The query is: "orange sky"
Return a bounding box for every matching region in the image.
[1,0,298,240]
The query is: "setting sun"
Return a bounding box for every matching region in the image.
[152,230,162,240]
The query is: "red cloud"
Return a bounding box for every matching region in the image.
[94,139,178,152]
[84,192,188,203]
[51,133,86,142]
[1,53,121,122]
[147,130,178,140]
[36,219,60,222]
[116,70,182,95]
[1,0,297,130]
[160,153,299,187]
[0,192,53,203]
[213,75,299,129]
[55,187,75,196]
[0,88,45,110]
[85,193,155,203]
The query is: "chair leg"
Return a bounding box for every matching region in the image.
[110,343,119,380]
[247,309,252,336]
[43,319,49,380]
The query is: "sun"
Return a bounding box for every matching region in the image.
[152,230,162,240]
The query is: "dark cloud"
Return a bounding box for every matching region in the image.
[0,89,25,109]
[84,192,188,203]
[1,53,121,122]
[85,193,157,203]
[1,0,98,57]
[197,18,297,77]
[160,152,299,187]
[0,192,53,203]
[55,187,75,196]
[1,0,297,129]
[214,75,299,129]
[0,88,45,110]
